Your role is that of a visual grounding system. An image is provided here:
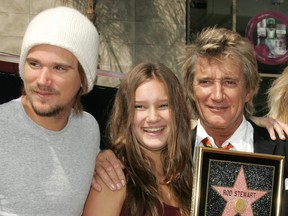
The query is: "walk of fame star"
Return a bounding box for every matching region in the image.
[212,166,269,215]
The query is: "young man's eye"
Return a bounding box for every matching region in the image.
[54,65,66,71]
[28,61,40,68]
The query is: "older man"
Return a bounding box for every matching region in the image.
[182,28,288,215]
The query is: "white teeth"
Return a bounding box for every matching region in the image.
[144,127,163,132]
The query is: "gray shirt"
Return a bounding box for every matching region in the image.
[0,99,100,216]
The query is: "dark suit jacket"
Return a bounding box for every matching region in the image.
[192,120,288,215]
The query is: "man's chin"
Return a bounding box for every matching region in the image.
[33,106,63,117]
[205,120,229,129]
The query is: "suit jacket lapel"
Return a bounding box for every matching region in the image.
[191,127,197,154]
[251,120,277,154]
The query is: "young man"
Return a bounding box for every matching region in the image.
[0,7,100,215]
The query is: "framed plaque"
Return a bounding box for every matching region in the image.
[191,147,284,216]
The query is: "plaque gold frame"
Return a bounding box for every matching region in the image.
[191,147,284,216]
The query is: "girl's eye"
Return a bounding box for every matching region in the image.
[135,105,145,110]
[159,103,169,109]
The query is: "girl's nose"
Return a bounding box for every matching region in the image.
[146,107,160,122]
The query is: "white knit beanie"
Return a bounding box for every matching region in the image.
[19,6,99,93]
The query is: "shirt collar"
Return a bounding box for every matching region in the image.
[195,116,254,152]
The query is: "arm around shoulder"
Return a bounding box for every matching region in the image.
[83,176,126,216]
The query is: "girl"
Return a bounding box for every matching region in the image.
[83,62,192,216]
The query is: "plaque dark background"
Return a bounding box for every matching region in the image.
[194,149,283,216]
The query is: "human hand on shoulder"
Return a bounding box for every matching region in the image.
[92,149,126,191]
[250,116,288,140]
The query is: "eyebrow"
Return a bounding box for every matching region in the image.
[26,57,39,62]
[134,99,169,103]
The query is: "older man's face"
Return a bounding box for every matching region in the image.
[192,57,252,133]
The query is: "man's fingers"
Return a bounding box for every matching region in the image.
[96,160,120,190]
[94,150,126,190]
[275,120,288,140]
[91,176,102,192]
[115,159,126,187]
[266,117,287,140]
[267,125,277,140]
[251,116,288,140]
[273,121,285,140]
